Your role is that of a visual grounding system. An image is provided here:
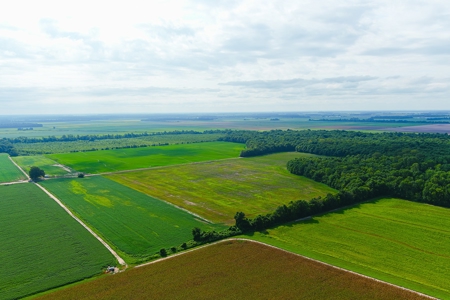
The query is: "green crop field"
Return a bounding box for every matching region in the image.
[248,198,450,299]
[40,176,225,263]
[13,155,72,176]
[0,183,115,300]
[35,240,427,300]
[47,141,244,173]
[14,133,224,155]
[0,153,26,183]
[108,153,337,224]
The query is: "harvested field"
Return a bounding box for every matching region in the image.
[249,198,450,299]
[0,183,115,300]
[35,240,429,300]
[107,152,337,224]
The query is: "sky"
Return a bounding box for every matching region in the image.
[0,0,449,114]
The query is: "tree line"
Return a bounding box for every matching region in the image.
[187,129,450,249]
[8,129,230,144]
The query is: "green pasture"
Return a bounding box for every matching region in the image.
[0,183,115,300]
[13,155,72,176]
[40,176,224,263]
[248,198,450,299]
[0,153,26,183]
[47,142,244,174]
[14,133,223,155]
[108,153,337,224]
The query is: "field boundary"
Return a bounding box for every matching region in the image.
[136,238,437,299]
[9,155,30,179]
[33,182,127,267]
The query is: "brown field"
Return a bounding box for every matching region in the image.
[383,124,450,134]
[322,124,450,134]
[320,125,392,130]
[36,240,429,300]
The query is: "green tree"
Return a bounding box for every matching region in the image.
[29,166,45,181]
[159,248,167,257]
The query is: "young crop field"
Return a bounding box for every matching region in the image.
[0,183,115,300]
[13,133,224,155]
[46,141,244,173]
[107,153,337,224]
[35,240,427,300]
[248,198,450,299]
[0,153,26,183]
[13,155,72,176]
[40,176,225,263]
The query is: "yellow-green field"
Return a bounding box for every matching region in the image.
[108,153,337,224]
[248,198,450,299]
[35,240,428,300]
[40,176,225,263]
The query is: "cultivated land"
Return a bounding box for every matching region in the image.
[0,153,26,183]
[13,155,72,176]
[40,176,225,263]
[14,133,224,155]
[0,183,116,300]
[248,198,450,299]
[47,141,244,173]
[0,116,429,139]
[35,240,428,300]
[108,152,337,224]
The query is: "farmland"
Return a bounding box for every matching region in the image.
[13,155,72,176]
[0,183,116,300]
[13,133,224,155]
[248,198,450,299]
[35,240,428,300]
[40,176,225,263]
[108,152,337,224]
[0,153,26,183]
[47,141,244,173]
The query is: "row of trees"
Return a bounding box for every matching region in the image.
[0,139,18,156]
[8,129,230,144]
[182,129,450,243]
[220,129,450,159]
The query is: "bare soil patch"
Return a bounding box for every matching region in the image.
[383,124,450,134]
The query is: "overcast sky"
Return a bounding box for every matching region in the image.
[1,0,449,114]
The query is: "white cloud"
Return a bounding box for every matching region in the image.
[0,0,449,114]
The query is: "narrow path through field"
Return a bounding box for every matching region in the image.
[136,238,438,300]
[7,157,127,267]
[33,183,127,266]
[9,156,29,179]
[0,180,29,186]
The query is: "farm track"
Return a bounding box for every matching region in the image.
[9,155,29,179]
[33,183,127,267]
[7,158,128,268]
[136,238,438,300]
